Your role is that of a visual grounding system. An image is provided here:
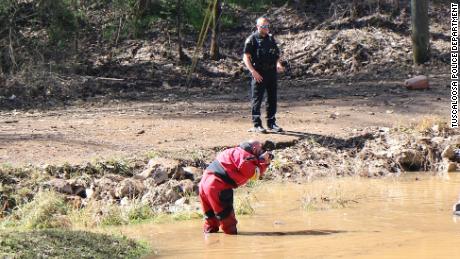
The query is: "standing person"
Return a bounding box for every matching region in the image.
[198,140,273,234]
[243,17,285,133]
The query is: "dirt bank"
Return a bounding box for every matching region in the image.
[2,124,459,225]
[0,74,451,166]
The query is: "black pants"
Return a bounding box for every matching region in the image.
[251,71,277,127]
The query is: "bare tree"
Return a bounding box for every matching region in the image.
[351,0,359,18]
[411,0,429,64]
[176,0,188,61]
[72,0,79,55]
[209,0,221,60]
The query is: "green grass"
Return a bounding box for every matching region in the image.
[153,211,202,223]
[0,162,14,170]
[145,150,161,159]
[0,229,148,259]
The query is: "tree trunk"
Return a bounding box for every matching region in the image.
[351,0,359,18]
[209,0,221,60]
[411,0,429,64]
[286,0,303,8]
[138,0,148,16]
[72,0,79,55]
[391,0,401,16]
[176,0,187,61]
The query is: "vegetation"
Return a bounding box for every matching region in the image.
[0,229,148,258]
[234,194,256,215]
[0,0,286,74]
[1,191,69,229]
[1,0,434,77]
[301,178,366,211]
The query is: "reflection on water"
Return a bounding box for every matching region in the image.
[238,229,348,236]
[120,174,460,258]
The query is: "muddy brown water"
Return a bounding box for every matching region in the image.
[120,174,460,258]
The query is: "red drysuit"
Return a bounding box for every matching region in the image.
[199,145,269,234]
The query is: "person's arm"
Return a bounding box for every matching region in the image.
[257,151,271,177]
[243,36,263,83]
[243,53,263,83]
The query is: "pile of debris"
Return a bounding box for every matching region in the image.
[268,126,458,181]
[0,158,204,218]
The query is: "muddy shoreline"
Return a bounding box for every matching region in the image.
[1,124,459,225]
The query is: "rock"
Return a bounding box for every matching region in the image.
[442,145,456,160]
[396,149,424,171]
[453,201,460,215]
[378,127,390,133]
[141,180,183,206]
[405,75,429,90]
[45,178,86,197]
[134,45,154,61]
[135,158,183,183]
[67,179,88,198]
[416,137,431,145]
[174,197,188,206]
[456,150,460,163]
[431,137,445,146]
[178,179,195,195]
[115,178,145,199]
[329,113,338,119]
[164,189,181,203]
[142,178,157,190]
[85,186,95,200]
[451,135,460,145]
[120,197,130,206]
[446,162,458,172]
[103,174,125,182]
[43,164,58,175]
[93,175,123,200]
[183,166,203,181]
[45,179,73,194]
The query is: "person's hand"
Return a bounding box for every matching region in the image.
[261,151,273,163]
[276,62,285,73]
[251,70,263,83]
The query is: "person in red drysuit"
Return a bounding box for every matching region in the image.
[199,140,273,235]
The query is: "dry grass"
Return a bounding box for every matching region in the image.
[68,199,157,227]
[234,194,256,215]
[301,177,371,211]
[0,190,70,230]
[412,116,450,134]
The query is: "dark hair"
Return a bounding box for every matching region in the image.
[239,142,254,154]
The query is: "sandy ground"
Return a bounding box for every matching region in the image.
[0,76,451,166]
